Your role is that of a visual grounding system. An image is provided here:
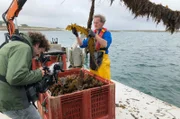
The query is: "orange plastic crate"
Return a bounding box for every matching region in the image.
[37,68,115,119]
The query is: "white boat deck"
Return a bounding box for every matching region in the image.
[1,80,180,119]
[114,80,180,119]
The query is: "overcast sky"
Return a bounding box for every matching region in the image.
[0,0,179,30]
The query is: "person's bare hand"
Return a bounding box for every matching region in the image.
[39,67,45,76]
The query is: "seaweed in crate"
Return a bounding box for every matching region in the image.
[48,71,105,96]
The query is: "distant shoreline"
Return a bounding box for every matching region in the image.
[109,30,180,33]
[0,26,179,33]
[0,26,63,31]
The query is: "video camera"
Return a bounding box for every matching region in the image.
[26,52,64,103]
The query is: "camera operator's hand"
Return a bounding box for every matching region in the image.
[39,67,45,77]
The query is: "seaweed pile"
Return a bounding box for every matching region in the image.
[48,71,104,96]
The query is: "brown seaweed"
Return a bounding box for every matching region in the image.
[48,72,104,96]
[109,0,180,33]
[66,0,99,70]
[65,23,99,70]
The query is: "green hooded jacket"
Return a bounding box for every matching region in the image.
[0,33,42,112]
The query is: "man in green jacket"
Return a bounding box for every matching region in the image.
[0,32,50,119]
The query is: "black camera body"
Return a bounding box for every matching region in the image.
[26,72,54,103]
[26,53,64,103]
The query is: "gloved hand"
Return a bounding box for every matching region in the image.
[72,27,78,37]
[88,29,96,37]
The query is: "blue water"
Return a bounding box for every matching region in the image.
[0,31,180,107]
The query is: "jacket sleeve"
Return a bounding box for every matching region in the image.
[6,46,42,86]
[80,38,88,48]
[103,31,112,49]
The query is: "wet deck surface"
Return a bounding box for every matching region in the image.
[114,80,180,119]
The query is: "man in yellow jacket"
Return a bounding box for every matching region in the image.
[72,14,112,80]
